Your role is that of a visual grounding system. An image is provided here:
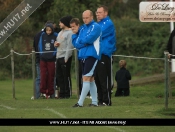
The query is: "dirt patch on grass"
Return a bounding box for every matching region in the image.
[130,73,175,86]
[161,113,175,116]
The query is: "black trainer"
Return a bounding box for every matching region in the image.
[88,104,98,107]
[72,103,82,107]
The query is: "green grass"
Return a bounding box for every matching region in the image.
[0,79,175,132]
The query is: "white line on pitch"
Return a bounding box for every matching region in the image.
[0,105,126,132]
[45,108,126,132]
[106,126,126,132]
[45,108,66,118]
[0,104,16,110]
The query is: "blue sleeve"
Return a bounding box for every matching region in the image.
[54,32,58,37]
[79,24,101,45]
[72,34,86,50]
[101,22,116,44]
[38,32,45,54]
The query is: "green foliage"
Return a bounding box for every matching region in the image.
[13,54,32,78]
[113,19,170,76]
[115,20,169,57]
[0,0,173,79]
[0,0,22,21]
[47,0,101,24]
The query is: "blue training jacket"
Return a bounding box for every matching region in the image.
[98,16,117,57]
[72,20,102,60]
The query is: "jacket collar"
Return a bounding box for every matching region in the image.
[85,20,94,27]
[99,16,110,23]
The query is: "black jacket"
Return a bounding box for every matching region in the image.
[115,67,131,89]
[33,30,43,63]
[167,29,175,58]
[38,25,58,62]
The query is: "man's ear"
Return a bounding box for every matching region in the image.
[104,11,108,17]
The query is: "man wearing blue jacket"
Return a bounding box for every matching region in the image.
[71,10,102,107]
[95,5,117,106]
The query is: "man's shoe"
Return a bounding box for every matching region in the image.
[98,102,107,106]
[85,96,91,99]
[72,103,82,107]
[39,94,46,99]
[88,104,98,107]
[46,95,50,99]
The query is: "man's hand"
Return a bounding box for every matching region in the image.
[54,41,60,47]
[168,54,171,59]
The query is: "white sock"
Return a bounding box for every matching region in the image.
[78,81,90,106]
[90,81,98,105]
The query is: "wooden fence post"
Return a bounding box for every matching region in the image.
[32,49,36,99]
[11,48,15,99]
[164,51,169,110]
[74,49,79,98]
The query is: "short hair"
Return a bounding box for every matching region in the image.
[70,18,80,25]
[119,60,126,68]
[98,5,108,13]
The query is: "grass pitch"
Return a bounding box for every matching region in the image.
[0,79,175,132]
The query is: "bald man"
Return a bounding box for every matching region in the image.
[72,10,102,107]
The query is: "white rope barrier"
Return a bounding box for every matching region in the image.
[112,54,164,60]
[0,49,170,101]
[13,51,32,56]
[0,54,11,60]
[35,48,76,54]
[0,49,167,61]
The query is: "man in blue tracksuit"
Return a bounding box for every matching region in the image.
[70,18,91,98]
[95,5,117,106]
[71,10,102,107]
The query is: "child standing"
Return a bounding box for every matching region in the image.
[115,60,131,96]
[38,24,58,99]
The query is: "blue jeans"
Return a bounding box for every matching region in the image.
[35,63,41,99]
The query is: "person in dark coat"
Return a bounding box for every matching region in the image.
[32,21,54,99]
[115,60,131,96]
[38,24,58,99]
[167,29,175,59]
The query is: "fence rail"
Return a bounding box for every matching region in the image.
[0,49,172,109]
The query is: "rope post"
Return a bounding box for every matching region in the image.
[32,49,36,99]
[168,61,172,99]
[164,51,169,110]
[74,49,79,98]
[11,48,15,99]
